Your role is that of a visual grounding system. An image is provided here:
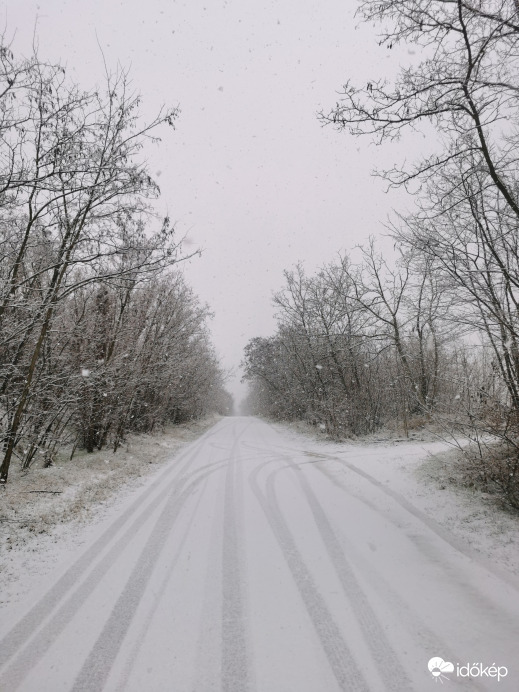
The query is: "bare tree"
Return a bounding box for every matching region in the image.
[0,50,182,482]
[320,0,519,505]
[321,0,519,214]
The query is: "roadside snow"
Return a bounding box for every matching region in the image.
[0,416,220,609]
[1,416,518,691]
[2,415,518,615]
[269,421,519,582]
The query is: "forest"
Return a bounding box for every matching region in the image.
[242,0,519,510]
[0,49,231,484]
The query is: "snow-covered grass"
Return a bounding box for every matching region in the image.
[0,415,221,608]
[414,446,519,572]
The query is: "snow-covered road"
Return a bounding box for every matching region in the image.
[1,416,518,691]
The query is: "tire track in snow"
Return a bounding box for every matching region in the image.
[191,475,226,691]
[224,426,494,692]
[310,446,519,594]
[255,424,519,594]
[0,419,226,673]
[286,463,414,691]
[249,464,370,692]
[0,459,224,690]
[328,527,489,692]
[260,437,503,691]
[242,434,451,690]
[240,437,462,683]
[305,460,495,691]
[70,465,221,692]
[112,477,208,691]
[311,455,519,630]
[221,421,254,692]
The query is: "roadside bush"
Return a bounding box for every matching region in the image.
[455,443,519,512]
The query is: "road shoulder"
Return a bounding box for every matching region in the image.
[0,416,221,609]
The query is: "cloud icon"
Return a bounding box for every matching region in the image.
[428,657,454,679]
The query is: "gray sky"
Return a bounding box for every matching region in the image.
[4,0,418,405]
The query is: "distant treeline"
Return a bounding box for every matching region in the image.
[242,247,482,436]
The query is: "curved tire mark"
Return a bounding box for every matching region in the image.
[249,464,369,692]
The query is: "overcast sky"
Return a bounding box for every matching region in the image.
[4,0,421,405]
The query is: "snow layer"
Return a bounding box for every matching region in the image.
[0,416,220,608]
[1,416,518,691]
